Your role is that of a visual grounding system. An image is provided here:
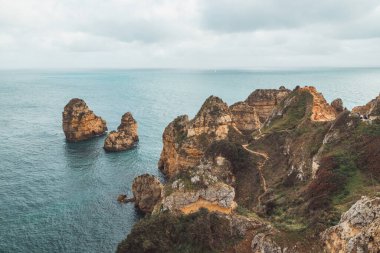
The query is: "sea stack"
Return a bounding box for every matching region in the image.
[104,112,139,152]
[62,98,107,142]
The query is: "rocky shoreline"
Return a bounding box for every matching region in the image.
[116,86,380,253]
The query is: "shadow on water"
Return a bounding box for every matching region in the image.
[63,135,106,170]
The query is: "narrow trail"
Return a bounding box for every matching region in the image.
[242,144,269,207]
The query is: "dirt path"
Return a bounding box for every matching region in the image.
[242,144,269,206]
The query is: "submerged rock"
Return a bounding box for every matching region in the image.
[62,98,107,142]
[104,112,139,152]
[322,196,380,253]
[132,174,163,213]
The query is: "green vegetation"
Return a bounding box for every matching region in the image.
[356,119,380,137]
[117,209,239,253]
[235,205,263,221]
[263,91,312,133]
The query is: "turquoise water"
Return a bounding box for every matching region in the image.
[0,68,379,252]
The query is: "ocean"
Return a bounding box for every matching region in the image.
[0,68,379,252]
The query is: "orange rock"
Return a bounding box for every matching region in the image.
[62,98,107,142]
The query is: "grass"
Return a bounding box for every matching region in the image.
[356,119,380,137]
[263,91,312,133]
[235,205,264,221]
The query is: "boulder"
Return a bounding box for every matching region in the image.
[62,98,107,142]
[322,196,380,253]
[104,112,138,152]
[251,233,282,253]
[132,174,163,213]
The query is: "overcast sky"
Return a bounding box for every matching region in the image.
[1,0,380,69]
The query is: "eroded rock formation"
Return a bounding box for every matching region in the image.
[300,86,337,121]
[352,93,380,118]
[62,98,107,142]
[132,174,163,213]
[122,86,380,253]
[230,102,261,133]
[245,87,291,122]
[322,196,380,253]
[158,96,234,177]
[104,112,138,152]
[331,98,344,113]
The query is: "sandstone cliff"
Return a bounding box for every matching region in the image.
[122,86,380,253]
[352,93,380,118]
[158,96,234,177]
[245,87,291,122]
[62,98,107,142]
[104,112,138,152]
[230,101,261,133]
[300,86,337,121]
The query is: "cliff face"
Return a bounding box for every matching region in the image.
[158,96,234,177]
[322,196,380,253]
[230,102,261,133]
[132,174,163,213]
[352,93,380,118]
[245,87,291,122]
[300,86,337,121]
[62,98,107,142]
[122,87,380,253]
[104,112,138,152]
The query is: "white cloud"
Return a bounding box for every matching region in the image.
[0,0,379,68]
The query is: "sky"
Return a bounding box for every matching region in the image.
[0,0,380,69]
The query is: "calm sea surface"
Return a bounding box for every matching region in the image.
[0,68,380,252]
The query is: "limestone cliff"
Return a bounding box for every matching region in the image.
[62,98,107,142]
[104,112,138,152]
[230,101,261,133]
[132,174,163,213]
[158,96,234,177]
[245,87,291,122]
[352,93,380,118]
[300,86,337,121]
[122,86,380,253]
[322,196,380,253]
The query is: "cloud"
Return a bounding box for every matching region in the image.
[200,0,379,33]
[0,0,380,68]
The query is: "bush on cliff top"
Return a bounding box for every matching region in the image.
[116,209,238,253]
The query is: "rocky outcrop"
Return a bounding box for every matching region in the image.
[158,96,234,177]
[230,102,261,133]
[322,196,380,253]
[245,87,291,122]
[251,233,282,253]
[331,98,344,113]
[352,93,380,119]
[159,182,236,214]
[132,174,163,213]
[104,112,138,152]
[300,86,337,121]
[157,161,237,214]
[62,98,107,142]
